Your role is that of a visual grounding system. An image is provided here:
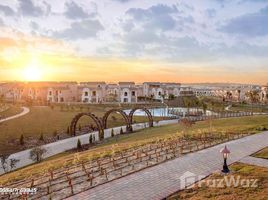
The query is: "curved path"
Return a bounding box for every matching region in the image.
[0,107,30,123]
[66,131,268,200]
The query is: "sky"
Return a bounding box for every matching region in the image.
[0,0,268,84]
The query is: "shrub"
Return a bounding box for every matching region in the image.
[77,139,82,150]
[19,134,24,145]
[256,126,267,131]
[67,126,70,135]
[53,130,58,137]
[39,133,44,141]
[79,124,82,131]
[29,146,47,163]
[111,129,114,137]
[89,135,93,144]
[92,134,95,142]
[120,127,123,134]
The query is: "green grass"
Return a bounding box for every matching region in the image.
[1,115,268,185]
[231,104,268,113]
[168,163,268,200]
[254,147,268,159]
[0,105,167,154]
[0,104,22,119]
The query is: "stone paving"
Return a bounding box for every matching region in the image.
[240,156,268,168]
[65,131,268,200]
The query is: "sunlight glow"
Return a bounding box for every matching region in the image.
[23,59,43,81]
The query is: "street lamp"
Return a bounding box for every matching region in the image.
[220,145,230,173]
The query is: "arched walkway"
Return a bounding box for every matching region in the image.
[70,112,104,140]
[102,109,131,132]
[128,107,154,128]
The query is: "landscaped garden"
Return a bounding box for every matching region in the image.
[0,104,167,155]
[168,162,268,200]
[254,147,268,159]
[0,104,22,119]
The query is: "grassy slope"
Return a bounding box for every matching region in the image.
[0,105,166,154]
[231,104,268,113]
[169,163,268,200]
[254,147,268,159]
[0,105,22,119]
[1,115,268,185]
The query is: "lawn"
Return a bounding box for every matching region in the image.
[0,104,167,155]
[0,115,267,186]
[230,104,268,113]
[254,147,268,159]
[168,163,268,200]
[0,104,22,119]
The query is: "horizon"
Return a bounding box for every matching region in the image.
[0,0,268,84]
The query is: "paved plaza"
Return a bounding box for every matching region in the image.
[66,131,268,200]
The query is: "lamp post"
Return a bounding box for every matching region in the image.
[220,145,230,173]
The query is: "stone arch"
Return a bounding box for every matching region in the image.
[70,112,104,140]
[129,107,153,128]
[102,109,131,132]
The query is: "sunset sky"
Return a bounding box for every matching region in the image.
[0,0,268,84]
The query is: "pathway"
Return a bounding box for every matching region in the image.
[240,156,268,168]
[0,106,30,123]
[66,131,268,200]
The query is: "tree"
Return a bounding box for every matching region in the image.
[120,127,123,135]
[39,133,44,141]
[77,139,82,150]
[67,126,70,135]
[19,134,24,145]
[111,129,114,137]
[246,90,260,104]
[237,89,241,102]
[168,94,175,100]
[0,154,9,173]
[53,130,58,137]
[29,146,47,163]
[202,102,208,115]
[89,135,93,144]
[0,154,19,173]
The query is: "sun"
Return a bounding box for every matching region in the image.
[23,66,42,81]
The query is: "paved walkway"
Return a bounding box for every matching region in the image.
[0,106,30,123]
[240,156,268,168]
[66,131,268,200]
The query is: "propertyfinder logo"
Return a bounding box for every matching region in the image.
[179,171,258,189]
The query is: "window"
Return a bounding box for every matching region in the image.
[60,97,64,102]
[124,92,128,96]
[49,91,52,95]
[92,91,96,96]
[85,91,88,96]
[158,91,162,96]
[56,90,58,95]
[132,91,135,96]
[124,98,128,102]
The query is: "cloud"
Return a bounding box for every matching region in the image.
[64,1,93,19]
[111,0,132,2]
[219,6,268,36]
[53,19,104,40]
[0,5,15,16]
[18,0,44,17]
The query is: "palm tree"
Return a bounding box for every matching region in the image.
[237,89,241,102]
[202,102,208,115]
[246,90,260,114]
